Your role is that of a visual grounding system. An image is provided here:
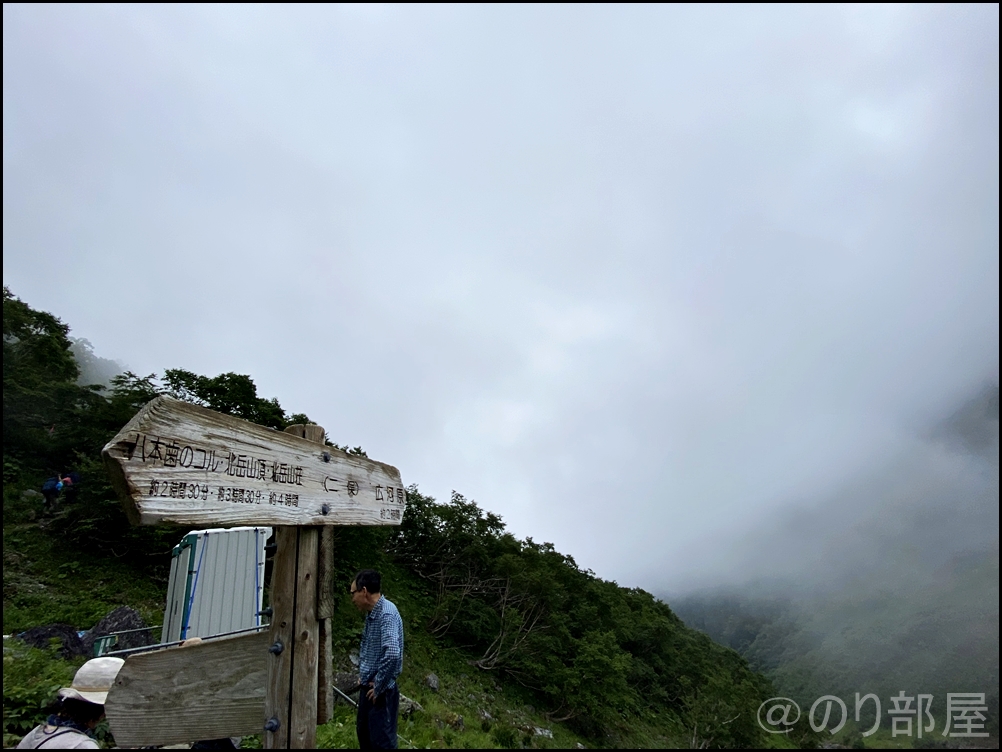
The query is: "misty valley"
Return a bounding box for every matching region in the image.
[673,386,999,745]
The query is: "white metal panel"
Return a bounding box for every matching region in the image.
[180,526,271,640]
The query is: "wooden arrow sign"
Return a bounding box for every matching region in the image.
[102,396,406,527]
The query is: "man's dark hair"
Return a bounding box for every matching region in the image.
[58,698,104,726]
[354,569,381,594]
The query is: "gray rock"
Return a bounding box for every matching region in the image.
[18,623,87,658]
[399,694,423,716]
[81,606,153,655]
[21,490,43,500]
[533,727,553,739]
[425,672,440,692]
[334,671,361,694]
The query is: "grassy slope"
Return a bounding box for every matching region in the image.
[2,537,695,749]
[3,488,165,634]
[319,558,598,749]
[5,483,738,750]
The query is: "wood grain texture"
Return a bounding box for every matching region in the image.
[304,426,336,724]
[105,631,269,748]
[265,527,297,749]
[102,396,405,527]
[264,527,319,749]
[317,526,337,619]
[298,424,335,724]
[303,424,325,444]
[317,618,334,724]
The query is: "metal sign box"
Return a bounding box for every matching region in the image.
[162,526,271,643]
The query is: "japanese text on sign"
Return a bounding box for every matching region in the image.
[129,433,304,485]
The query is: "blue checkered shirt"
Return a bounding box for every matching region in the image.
[359,596,404,696]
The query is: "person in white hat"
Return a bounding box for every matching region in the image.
[17,656,124,749]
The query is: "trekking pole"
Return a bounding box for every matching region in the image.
[332,685,357,707]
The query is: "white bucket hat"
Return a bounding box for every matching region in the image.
[58,656,124,705]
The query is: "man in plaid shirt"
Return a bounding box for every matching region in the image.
[351,569,404,749]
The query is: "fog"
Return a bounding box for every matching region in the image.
[667,384,999,596]
[669,385,998,701]
[3,5,998,592]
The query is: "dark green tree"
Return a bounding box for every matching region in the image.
[386,486,782,744]
[3,287,97,472]
[162,369,288,429]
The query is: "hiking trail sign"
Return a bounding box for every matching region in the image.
[101,396,405,749]
[102,396,405,527]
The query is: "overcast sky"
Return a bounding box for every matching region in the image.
[4,4,998,592]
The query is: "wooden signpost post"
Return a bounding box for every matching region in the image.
[101,396,405,749]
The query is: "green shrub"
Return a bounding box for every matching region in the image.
[491,725,519,748]
[2,639,80,747]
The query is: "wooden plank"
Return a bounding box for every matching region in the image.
[294,422,335,724]
[316,524,336,723]
[317,526,337,619]
[264,527,319,749]
[265,527,297,749]
[303,424,336,724]
[105,631,269,748]
[303,424,325,444]
[289,525,319,749]
[317,618,334,724]
[102,396,406,527]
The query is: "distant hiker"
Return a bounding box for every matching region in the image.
[17,656,124,749]
[40,476,61,512]
[40,472,80,513]
[350,569,404,749]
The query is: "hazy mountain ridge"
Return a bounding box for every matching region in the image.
[672,385,999,729]
[69,338,126,389]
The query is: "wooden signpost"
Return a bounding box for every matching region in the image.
[101,396,405,749]
[102,396,406,528]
